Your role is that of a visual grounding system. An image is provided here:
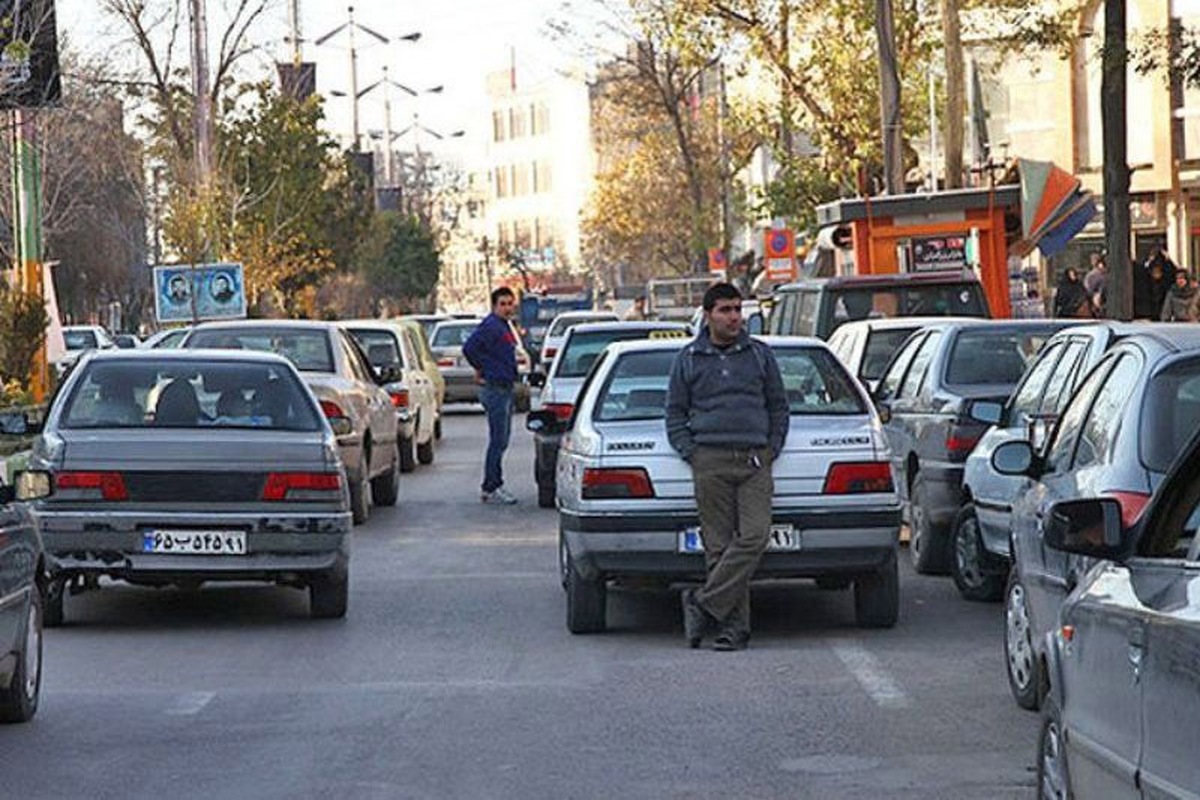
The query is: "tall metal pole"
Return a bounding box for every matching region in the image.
[12,109,46,399]
[1102,0,1131,319]
[718,62,732,255]
[928,67,938,190]
[288,0,303,66]
[189,0,213,185]
[348,5,361,152]
[875,0,904,194]
[383,66,394,185]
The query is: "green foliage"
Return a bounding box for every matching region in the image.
[0,287,48,390]
[357,213,442,305]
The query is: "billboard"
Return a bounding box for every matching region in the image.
[153,263,247,324]
[0,0,61,109]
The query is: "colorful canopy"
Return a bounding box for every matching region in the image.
[1017,159,1097,257]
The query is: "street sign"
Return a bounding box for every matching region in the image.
[766,258,796,282]
[707,247,727,276]
[764,228,795,260]
[153,263,247,324]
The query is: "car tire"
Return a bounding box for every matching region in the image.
[537,481,555,509]
[558,534,569,590]
[951,504,1005,602]
[309,557,349,620]
[909,473,951,575]
[565,553,605,634]
[854,552,899,628]
[417,437,435,465]
[398,435,416,473]
[371,451,400,507]
[349,468,371,526]
[1005,568,1042,711]
[43,578,64,629]
[0,585,42,723]
[1036,695,1072,799]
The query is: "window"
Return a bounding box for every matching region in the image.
[535,102,550,135]
[339,332,377,385]
[494,167,509,199]
[548,314,615,339]
[861,328,918,381]
[594,350,678,421]
[557,328,669,378]
[1073,355,1141,470]
[1141,356,1200,473]
[64,329,99,351]
[513,163,531,195]
[492,110,506,142]
[186,327,335,373]
[794,292,818,335]
[1009,342,1062,422]
[945,327,1055,387]
[533,161,552,193]
[770,293,796,335]
[1045,356,1115,473]
[509,106,527,138]
[1039,340,1089,415]
[348,329,402,370]
[877,333,925,400]
[899,332,942,399]
[775,348,866,415]
[431,323,478,348]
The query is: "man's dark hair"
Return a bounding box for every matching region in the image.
[702,282,742,311]
[491,287,515,306]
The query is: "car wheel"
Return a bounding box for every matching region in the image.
[43,578,64,629]
[854,551,899,628]
[558,533,569,590]
[349,467,371,525]
[538,481,555,509]
[1037,696,1072,799]
[309,555,349,619]
[371,450,400,507]
[1005,568,1041,710]
[951,504,1005,602]
[0,585,43,723]
[565,553,605,634]
[398,435,416,473]
[909,473,951,575]
[417,437,435,465]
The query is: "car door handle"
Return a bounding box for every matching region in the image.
[1128,645,1144,684]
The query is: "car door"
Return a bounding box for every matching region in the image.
[0,500,34,654]
[888,331,943,501]
[339,332,395,474]
[399,329,435,441]
[875,332,926,500]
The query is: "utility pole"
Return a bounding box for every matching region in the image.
[189,0,213,186]
[941,0,964,189]
[1102,0,1131,320]
[288,0,303,66]
[315,7,393,154]
[10,109,47,398]
[875,0,905,194]
[718,62,733,256]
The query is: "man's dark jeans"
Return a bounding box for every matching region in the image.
[479,382,513,493]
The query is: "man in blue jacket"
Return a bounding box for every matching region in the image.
[666,282,789,650]
[463,287,521,504]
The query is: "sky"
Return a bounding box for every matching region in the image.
[56,0,604,164]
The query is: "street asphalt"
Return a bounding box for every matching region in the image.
[0,404,1040,799]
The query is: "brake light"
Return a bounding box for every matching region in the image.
[543,402,574,422]
[390,389,410,408]
[1105,490,1151,528]
[437,357,455,367]
[544,348,557,360]
[823,462,894,494]
[946,433,982,457]
[262,472,342,501]
[55,471,129,501]
[320,400,346,420]
[582,467,655,499]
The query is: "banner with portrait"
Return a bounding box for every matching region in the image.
[153,263,247,324]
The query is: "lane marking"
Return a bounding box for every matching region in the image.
[831,643,912,709]
[165,691,215,716]
[395,536,556,546]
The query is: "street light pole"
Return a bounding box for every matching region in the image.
[288,0,303,66]
[189,0,213,186]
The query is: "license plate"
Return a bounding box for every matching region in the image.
[677,524,800,554]
[142,530,247,555]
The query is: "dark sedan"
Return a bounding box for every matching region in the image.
[0,469,48,723]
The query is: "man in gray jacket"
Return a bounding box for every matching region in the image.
[666,283,789,650]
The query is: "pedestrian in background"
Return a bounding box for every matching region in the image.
[666,282,789,651]
[463,287,521,505]
[1083,253,1107,317]
[1053,267,1092,319]
[1161,270,1200,322]
[623,295,648,321]
[1135,259,1170,319]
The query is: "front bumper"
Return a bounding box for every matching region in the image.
[561,507,901,582]
[36,508,351,579]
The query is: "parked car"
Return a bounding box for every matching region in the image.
[23,350,353,622]
[826,317,973,394]
[538,311,619,368]
[530,336,902,634]
[0,467,48,722]
[394,318,446,439]
[401,314,453,344]
[184,321,400,524]
[989,324,1200,711]
[873,319,1068,574]
[953,322,1127,601]
[57,325,117,375]
[687,300,765,337]
[429,319,481,404]
[1035,433,1200,800]
[768,270,990,340]
[113,333,141,349]
[141,327,191,349]
[531,321,689,508]
[345,320,439,471]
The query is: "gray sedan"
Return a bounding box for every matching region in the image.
[25,350,353,623]
[0,469,48,722]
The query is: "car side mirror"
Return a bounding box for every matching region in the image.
[525,409,562,434]
[1043,498,1131,560]
[968,400,1003,426]
[991,440,1038,476]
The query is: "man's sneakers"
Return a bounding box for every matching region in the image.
[681,588,718,648]
[481,487,519,505]
[712,629,750,652]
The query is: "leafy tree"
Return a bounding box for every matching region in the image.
[0,286,48,390]
[357,213,442,309]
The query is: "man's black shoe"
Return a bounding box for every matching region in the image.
[712,630,750,651]
[682,588,716,648]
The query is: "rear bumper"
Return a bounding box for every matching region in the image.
[561,507,901,582]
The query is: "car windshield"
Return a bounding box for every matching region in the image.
[776,348,866,414]
[60,360,322,431]
[556,329,683,378]
[945,328,1055,386]
[861,328,918,380]
[831,284,986,327]
[1142,358,1200,473]
[64,330,98,350]
[548,315,614,338]
[187,327,335,372]
[432,323,477,347]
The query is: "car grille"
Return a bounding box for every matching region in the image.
[122,472,267,502]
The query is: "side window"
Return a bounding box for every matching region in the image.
[899,332,942,399]
[1039,340,1089,416]
[771,293,795,335]
[1009,342,1063,421]
[795,292,819,336]
[398,331,420,371]
[877,333,925,399]
[1044,356,1117,473]
[1072,355,1142,470]
[340,333,375,384]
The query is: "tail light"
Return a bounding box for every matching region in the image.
[437,357,455,367]
[823,462,894,494]
[544,348,557,360]
[390,389,410,409]
[1105,490,1151,528]
[55,471,129,501]
[262,472,343,501]
[320,400,353,436]
[582,467,655,499]
[543,402,574,422]
[946,423,983,458]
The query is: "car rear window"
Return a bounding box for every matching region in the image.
[556,329,684,378]
[547,315,616,338]
[61,360,322,431]
[594,350,678,421]
[432,323,477,347]
[1142,358,1200,473]
[776,348,866,414]
[861,328,918,380]
[187,327,335,372]
[945,328,1055,386]
[64,330,98,350]
[831,284,987,328]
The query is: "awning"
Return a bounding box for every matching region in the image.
[1015,159,1097,258]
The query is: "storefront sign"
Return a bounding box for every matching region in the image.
[910,235,968,271]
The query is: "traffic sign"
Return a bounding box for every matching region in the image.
[766,258,796,282]
[764,228,795,260]
[707,247,728,276]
